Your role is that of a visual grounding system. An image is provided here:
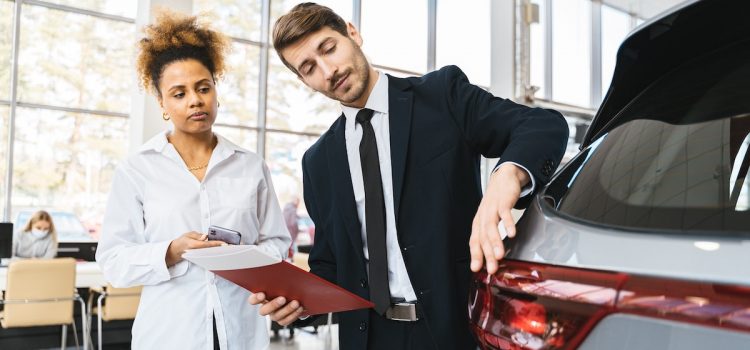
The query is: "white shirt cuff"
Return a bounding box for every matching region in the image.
[152,240,189,280]
[493,161,536,197]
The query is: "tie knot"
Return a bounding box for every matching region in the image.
[355,108,375,124]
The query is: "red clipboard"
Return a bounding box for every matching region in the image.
[183,245,373,316]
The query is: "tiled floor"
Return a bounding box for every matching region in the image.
[268,324,339,350]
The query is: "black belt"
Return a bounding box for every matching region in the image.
[384,301,420,322]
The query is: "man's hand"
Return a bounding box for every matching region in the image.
[248,292,305,326]
[165,232,224,267]
[470,163,530,275]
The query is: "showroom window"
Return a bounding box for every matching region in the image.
[436,0,490,87]
[551,0,592,108]
[1,1,135,233]
[361,0,427,75]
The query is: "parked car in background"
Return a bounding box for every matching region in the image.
[469,1,750,349]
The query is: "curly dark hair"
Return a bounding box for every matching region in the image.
[136,10,231,97]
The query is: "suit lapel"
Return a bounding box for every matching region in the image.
[327,115,366,262]
[388,76,414,225]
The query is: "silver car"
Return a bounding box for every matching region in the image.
[469,0,750,349]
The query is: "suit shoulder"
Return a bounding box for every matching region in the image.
[418,65,467,84]
[394,65,468,94]
[303,124,337,166]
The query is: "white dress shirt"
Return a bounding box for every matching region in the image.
[96,130,291,350]
[342,72,535,302]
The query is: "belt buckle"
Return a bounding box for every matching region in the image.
[385,302,419,322]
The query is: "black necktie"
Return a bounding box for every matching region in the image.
[356,108,391,315]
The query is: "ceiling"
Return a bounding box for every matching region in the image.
[601,0,690,19]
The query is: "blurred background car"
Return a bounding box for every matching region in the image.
[469,1,750,349]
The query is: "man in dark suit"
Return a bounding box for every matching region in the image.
[249,3,568,349]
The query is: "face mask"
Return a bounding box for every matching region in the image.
[30,228,49,239]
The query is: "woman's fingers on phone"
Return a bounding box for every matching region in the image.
[184,232,205,240]
[186,239,223,249]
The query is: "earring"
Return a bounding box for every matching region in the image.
[217,100,221,108]
[162,112,170,121]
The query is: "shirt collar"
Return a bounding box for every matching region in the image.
[139,129,248,157]
[341,71,389,128]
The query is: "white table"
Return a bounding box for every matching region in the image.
[0,261,106,290]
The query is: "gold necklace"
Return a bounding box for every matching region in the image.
[187,163,209,171]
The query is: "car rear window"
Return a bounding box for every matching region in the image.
[551,40,750,234]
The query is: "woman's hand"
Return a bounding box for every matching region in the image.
[165,232,224,267]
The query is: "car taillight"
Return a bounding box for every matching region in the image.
[470,260,625,350]
[469,260,750,350]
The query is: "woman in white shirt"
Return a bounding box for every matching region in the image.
[96,11,291,350]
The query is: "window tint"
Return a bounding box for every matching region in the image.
[549,40,750,234]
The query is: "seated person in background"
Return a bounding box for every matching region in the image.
[13,210,58,259]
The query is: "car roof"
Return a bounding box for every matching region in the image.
[583,0,750,147]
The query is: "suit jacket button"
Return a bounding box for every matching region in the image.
[360,279,368,288]
[359,322,367,332]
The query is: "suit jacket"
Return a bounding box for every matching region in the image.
[300,66,568,349]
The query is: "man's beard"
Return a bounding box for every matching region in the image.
[326,47,370,104]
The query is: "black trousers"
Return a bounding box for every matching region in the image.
[212,315,220,350]
[367,309,436,350]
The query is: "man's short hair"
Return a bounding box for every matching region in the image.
[272,2,348,75]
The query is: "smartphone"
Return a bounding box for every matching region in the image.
[207,225,242,245]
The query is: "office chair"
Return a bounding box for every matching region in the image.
[0,258,87,350]
[87,284,141,350]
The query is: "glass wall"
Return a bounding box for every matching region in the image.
[530,0,642,109]
[11,108,127,235]
[17,4,133,113]
[193,0,262,41]
[436,0,490,87]
[551,0,592,107]
[1,1,134,236]
[601,4,632,99]
[1,0,12,101]
[361,0,427,74]
[6,0,651,236]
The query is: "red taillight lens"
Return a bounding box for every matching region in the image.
[469,260,750,350]
[470,261,626,350]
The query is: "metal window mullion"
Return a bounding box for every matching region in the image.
[353,0,361,29]
[591,0,602,107]
[427,0,436,72]
[4,0,22,222]
[23,0,135,23]
[230,36,263,47]
[264,128,321,138]
[15,102,128,119]
[257,0,270,158]
[544,0,552,101]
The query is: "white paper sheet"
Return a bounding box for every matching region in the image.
[182,245,282,271]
